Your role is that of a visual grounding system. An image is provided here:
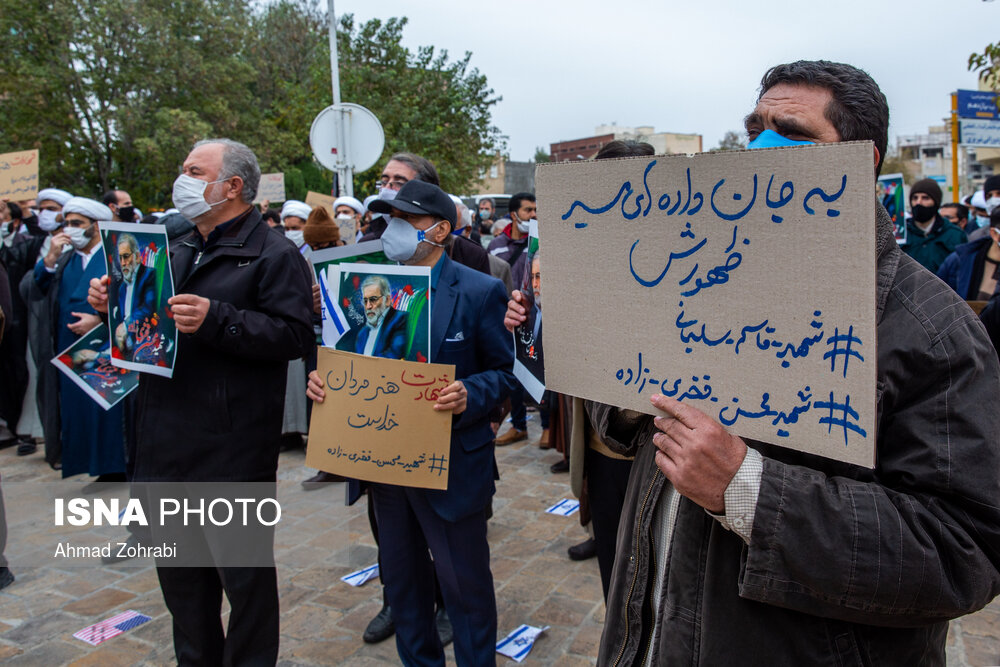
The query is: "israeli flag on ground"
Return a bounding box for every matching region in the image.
[496,624,549,662]
[341,563,379,587]
[545,498,580,517]
[319,266,351,346]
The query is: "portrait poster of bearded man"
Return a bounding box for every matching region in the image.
[100,222,178,377]
[333,263,431,363]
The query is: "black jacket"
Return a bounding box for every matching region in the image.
[596,203,1000,666]
[132,208,314,481]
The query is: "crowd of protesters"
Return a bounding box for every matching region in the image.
[0,58,999,666]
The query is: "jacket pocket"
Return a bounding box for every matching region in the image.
[831,625,872,667]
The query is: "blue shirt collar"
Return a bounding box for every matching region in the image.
[430,251,446,291]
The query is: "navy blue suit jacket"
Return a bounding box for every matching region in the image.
[423,254,515,521]
[115,263,157,328]
[348,255,515,521]
[353,307,409,359]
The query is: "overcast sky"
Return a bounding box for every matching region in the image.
[333,0,999,162]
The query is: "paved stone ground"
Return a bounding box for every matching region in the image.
[0,414,997,665]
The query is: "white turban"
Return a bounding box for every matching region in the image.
[36,188,73,206]
[333,196,364,216]
[972,190,987,210]
[62,196,113,222]
[363,194,379,211]
[281,200,312,221]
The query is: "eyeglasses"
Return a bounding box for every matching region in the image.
[377,178,408,191]
[362,295,384,305]
[119,252,133,261]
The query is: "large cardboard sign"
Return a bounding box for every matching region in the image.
[254,173,286,204]
[537,142,877,467]
[306,349,455,489]
[0,149,39,200]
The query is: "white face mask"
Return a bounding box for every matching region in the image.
[38,209,61,231]
[986,196,1000,216]
[64,225,91,250]
[381,217,444,263]
[0,222,10,238]
[514,214,531,234]
[336,214,355,222]
[172,174,225,220]
[285,229,305,247]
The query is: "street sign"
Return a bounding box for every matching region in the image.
[960,118,1000,147]
[309,103,385,173]
[957,89,1000,119]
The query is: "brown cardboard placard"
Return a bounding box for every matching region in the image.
[536,142,877,467]
[305,348,456,488]
[0,149,40,200]
[305,190,335,216]
[254,172,286,204]
[306,190,357,244]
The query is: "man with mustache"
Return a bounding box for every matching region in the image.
[112,233,156,355]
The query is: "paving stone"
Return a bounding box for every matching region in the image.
[61,588,137,616]
[66,636,150,667]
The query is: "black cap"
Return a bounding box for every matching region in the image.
[368,180,457,227]
[984,175,1000,197]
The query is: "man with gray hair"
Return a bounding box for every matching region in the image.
[111,232,156,355]
[354,274,409,359]
[89,138,314,665]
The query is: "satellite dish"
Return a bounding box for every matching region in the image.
[309,103,385,172]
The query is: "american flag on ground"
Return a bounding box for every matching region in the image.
[73,610,152,646]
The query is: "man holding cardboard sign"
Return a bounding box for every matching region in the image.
[308,179,515,666]
[520,60,1000,665]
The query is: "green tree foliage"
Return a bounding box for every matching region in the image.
[335,13,504,195]
[968,42,1000,91]
[0,0,503,209]
[533,147,551,163]
[709,130,747,152]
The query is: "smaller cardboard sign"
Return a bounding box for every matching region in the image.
[254,173,286,204]
[306,349,455,490]
[305,190,335,216]
[306,189,358,244]
[0,149,39,200]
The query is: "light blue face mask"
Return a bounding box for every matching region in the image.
[747,129,815,150]
[976,214,991,229]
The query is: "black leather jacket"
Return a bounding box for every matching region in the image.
[596,203,1000,666]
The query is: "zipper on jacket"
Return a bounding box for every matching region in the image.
[612,471,660,667]
[639,536,656,666]
[194,250,203,265]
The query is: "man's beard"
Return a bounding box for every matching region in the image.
[533,289,541,309]
[366,304,387,327]
[121,263,136,283]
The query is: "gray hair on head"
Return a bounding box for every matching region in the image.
[118,232,139,256]
[193,138,261,204]
[360,274,391,300]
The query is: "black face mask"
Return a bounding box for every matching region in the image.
[911,204,938,224]
[117,205,135,222]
